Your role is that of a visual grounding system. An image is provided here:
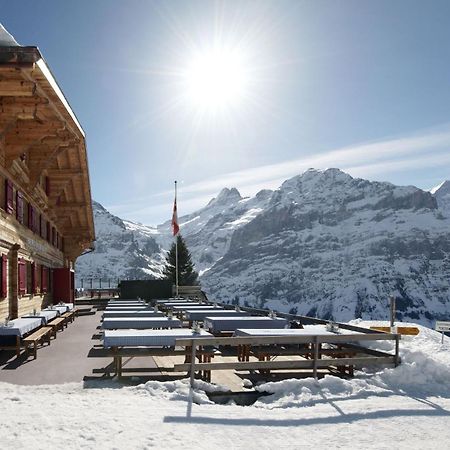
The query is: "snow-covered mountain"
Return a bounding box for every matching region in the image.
[432,180,450,212]
[76,170,450,325]
[75,201,165,281]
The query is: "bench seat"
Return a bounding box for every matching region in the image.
[46,317,66,333]
[22,326,53,359]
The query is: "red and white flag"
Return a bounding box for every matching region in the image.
[171,197,179,236]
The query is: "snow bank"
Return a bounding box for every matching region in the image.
[255,322,450,409]
[1,322,450,449]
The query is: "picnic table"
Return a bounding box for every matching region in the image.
[171,305,222,311]
[204,316,288,334]
[102,311,165,319]
[104,306,149,311]
[22,309,59,325]
[185,309,250,321]
[233,325,359,373]
[103,329,215,379]
[0,317,43,356]
[102,317,182,330]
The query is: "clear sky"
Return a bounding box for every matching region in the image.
[2,0,450,225]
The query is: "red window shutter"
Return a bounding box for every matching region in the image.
[41,266,48,293]
[46,222,51,242]
[61,236,64,252]
[52,227,56,246]
[1,255,7,298]
[16,191,24,223]
[5,179,13,214]
[18,258,26,294]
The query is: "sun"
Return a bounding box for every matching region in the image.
[182,46,249,112]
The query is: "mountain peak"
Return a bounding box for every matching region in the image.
[207,187,242,206]
[431,180,450,196]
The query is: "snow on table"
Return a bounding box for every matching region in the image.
[186,310,250,321]
[103,328,212,347]
[0,318,43,337]
[105,306,148,311]
[171,305,223,311]
[102,311,165,318]
[107,302,145,306]
[22,309,58,325]
[204,316,288,333]
[233,325,359,336]
[102,317,182,330]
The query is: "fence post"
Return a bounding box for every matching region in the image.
[190,340,197,388]
[395,334,400,367]
[390,296,396,329]
[313,336,319,380]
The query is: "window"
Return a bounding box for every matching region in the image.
[28,204,35,232]
[26,261,32,294]
[41,266,48,293]
[16,191,24,223]
[31,262,40,294]
[18,259,26,295]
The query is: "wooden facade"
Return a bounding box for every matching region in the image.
[0,33,94,319]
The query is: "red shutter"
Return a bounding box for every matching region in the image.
[18,258,26,295]
[1,255,7,298]
[52,227,56,246]
[46,222,51,242]
[5,179,13,214]
[41,266,48,293]
[16,191,24,223]
[61,236,64,252]
[28,204,34,231]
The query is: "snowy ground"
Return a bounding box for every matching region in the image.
[1,322,450,449]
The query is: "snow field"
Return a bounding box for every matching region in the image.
[1,323,449,449]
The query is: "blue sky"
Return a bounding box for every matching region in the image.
[2,0,450,225]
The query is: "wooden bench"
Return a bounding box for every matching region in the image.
[23,327,53,359]
[61,310,75,324]
[46,317,66,334]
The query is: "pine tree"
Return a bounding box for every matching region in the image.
[162,234,199,286]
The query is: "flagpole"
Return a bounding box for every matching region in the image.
[174,180,179,298]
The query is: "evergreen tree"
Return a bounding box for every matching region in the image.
[162,234,199,286]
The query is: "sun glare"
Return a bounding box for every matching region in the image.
[183,47,249,112]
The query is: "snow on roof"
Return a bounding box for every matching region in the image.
[0,23,20,47]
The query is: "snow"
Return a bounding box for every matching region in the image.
[1,322,450,448]
[0,23,20,46]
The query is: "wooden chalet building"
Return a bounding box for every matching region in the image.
[0,25,95,320]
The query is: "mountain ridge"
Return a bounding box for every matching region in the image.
[76,169,450,325]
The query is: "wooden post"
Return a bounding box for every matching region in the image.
[395,334,400,367]
[189,340,196,388]
[390,296,396,329]
[313,336,319,380]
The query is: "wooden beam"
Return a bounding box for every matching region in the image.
[47,168,82,177]
[0,80,36,96]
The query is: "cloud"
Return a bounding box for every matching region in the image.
[107,125,450,224]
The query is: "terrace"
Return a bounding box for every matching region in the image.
[0,297,400,396]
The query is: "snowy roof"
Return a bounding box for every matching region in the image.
[0,23,20,47]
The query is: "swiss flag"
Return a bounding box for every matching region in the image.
[172,198,179,236]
